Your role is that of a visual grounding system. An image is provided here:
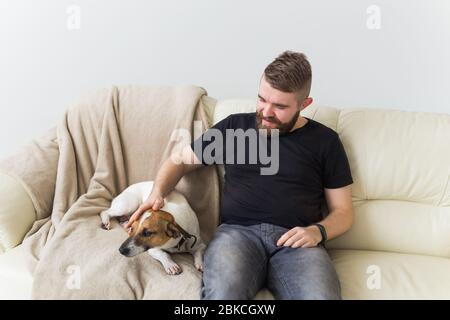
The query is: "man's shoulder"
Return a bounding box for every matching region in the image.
[307,118,339,140]
[305,118,341,153]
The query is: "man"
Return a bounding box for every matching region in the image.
[126,51,354,300]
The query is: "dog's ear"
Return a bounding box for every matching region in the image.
[165,222,181,238]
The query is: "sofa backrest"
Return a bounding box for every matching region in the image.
[208,99,450,258]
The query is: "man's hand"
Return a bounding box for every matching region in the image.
[276,226,322,248]
[124,190,165,233]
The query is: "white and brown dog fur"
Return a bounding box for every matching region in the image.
[100,181,206,275]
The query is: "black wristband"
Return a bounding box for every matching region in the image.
[313,223,327,245]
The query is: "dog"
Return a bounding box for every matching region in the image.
[100,181,206,275]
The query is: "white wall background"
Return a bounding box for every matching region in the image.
[1,0,449,159]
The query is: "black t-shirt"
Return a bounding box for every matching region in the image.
[191,112,353,229]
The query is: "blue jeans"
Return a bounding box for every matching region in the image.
[201,222,341,300]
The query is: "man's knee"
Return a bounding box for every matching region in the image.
[267,246,342,300]
[202,227,247,272]
[201,224,266,300]
[201,248,262,300]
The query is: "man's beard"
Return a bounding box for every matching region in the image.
[256,110,300,136]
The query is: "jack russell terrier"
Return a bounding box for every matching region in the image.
[100,181,206,275]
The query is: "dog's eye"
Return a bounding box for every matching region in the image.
[141,229,153,237]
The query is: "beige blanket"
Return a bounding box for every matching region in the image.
[0,85,220,299]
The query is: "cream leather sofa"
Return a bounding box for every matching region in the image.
[1,99,450,299]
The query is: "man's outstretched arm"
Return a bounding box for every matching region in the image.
[125,145,203,229]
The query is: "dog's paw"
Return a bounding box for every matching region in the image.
[101,222,111,230]
[164,262,182,275]
[195,262,203,273]
[194,252,204,272]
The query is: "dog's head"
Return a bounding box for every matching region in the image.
[119,209,195,257]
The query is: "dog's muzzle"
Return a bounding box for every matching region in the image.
[119,237,148,257]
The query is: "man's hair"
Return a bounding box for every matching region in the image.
[263,50,312,100]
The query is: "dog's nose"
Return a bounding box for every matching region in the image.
[119,246,130,256]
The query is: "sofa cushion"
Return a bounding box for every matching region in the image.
[330,249,450,299]
[326,199,450,258]
[0,172,36,253]
[323,107,450,258]
[0,244,32,299]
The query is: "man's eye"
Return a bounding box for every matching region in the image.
[142,230,153,237]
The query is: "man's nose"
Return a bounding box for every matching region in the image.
[262,105,275,118]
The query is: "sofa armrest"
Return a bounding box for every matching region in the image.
[0,172,36,253]
[0,127,59,253]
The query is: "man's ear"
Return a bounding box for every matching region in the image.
[165,222,181,238]
[301,97,313,109]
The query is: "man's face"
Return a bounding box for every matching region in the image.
[256,75,309,136]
